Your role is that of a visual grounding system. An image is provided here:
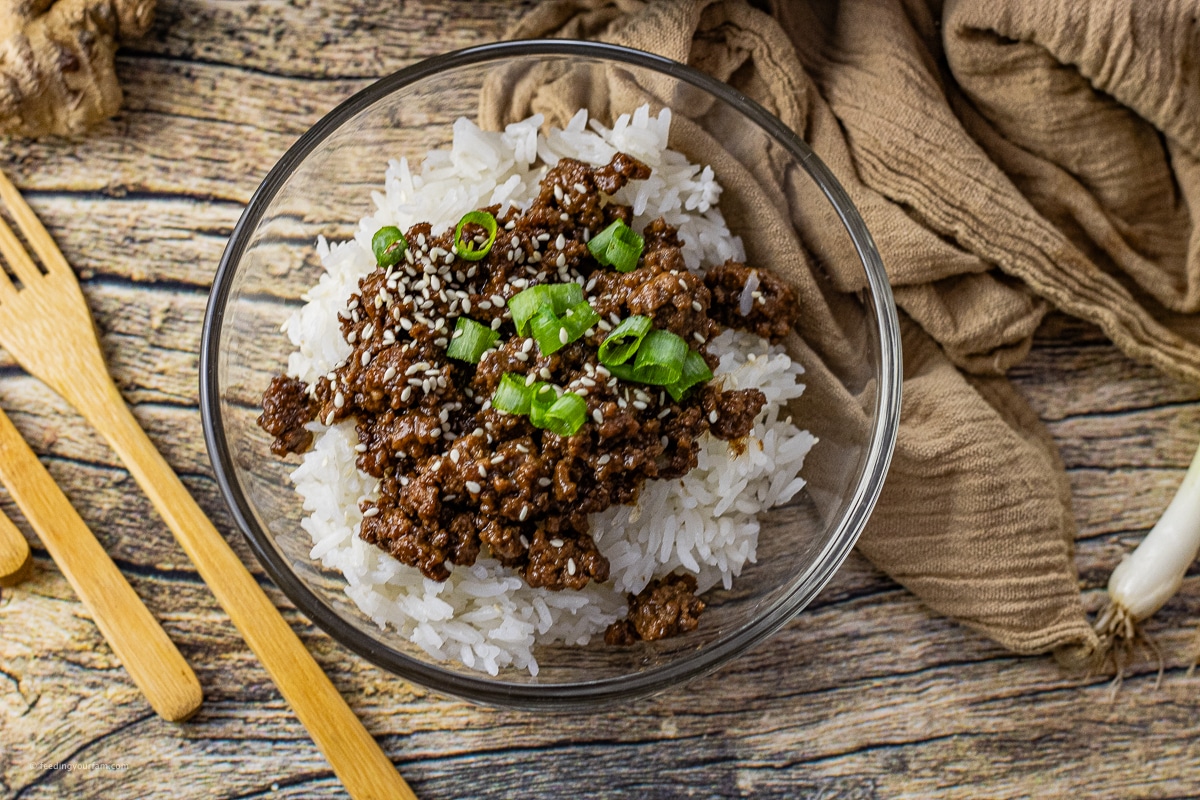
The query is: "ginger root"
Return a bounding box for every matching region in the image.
[0,0,154,137]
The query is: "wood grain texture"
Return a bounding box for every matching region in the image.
[0,406,202,722]
[1,1,1199,798]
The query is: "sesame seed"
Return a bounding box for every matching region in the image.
[491,294,505,307]
[466,481,482,494]
[576,388,588,397]
[632,400,647,410]
[559,212,569,221]
[592,409,604,424]
[694,332,705,343]
[491,318,503,330]
[573,182,586,194]
[709,410,719,423]
[598,454,611,465]
[478,301,492,311]
[383,366,397,381]
[462,299,472,313]
[554,184,564,202]
[354,443,368,453]
[525,373,537,387]
[539,367,552,379]
[678,278,688,290]
[550,538,564,548]
[477,464,487,478]
[692,301,703,312]
[516,443,530,453]
[567,558,576,576]
[538,477,552,487]
[522,338,534,353]
[516,352,529,362]
[449,450,460,464]
[555,233,566,250]
[490,455,505,465]
[505,219,516,230]
[334,392,345,408]
[363,507,379,518]
[400,386,412,402]
[361,352,372,367]
[325,411,336,425]
[347,331,357,344]
[519,506,529,522]
[558,328,569,345]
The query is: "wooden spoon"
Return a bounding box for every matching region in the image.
[0,506,31,587]
[0,405,203,722]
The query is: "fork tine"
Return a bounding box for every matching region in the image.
[0,169,71,278]
[0,214,43,286]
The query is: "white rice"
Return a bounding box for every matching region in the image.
[281,107,815,676]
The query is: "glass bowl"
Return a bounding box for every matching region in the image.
[200,40,900,709]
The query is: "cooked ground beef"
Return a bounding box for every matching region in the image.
[259,151,798,638]
[604,572,706,645]
[259,375,314,456]
[704,260,799,343]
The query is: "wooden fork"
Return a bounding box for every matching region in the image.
[0,171,416,800]
[0,404,202,720]
[0,505,31,587]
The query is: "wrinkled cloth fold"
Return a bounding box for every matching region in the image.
[490,0,1199,660]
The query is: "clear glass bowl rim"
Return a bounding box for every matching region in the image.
[199,38,902,709]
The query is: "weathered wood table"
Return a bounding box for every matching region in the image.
[2,2,1198,798]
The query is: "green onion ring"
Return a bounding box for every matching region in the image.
[453,210,499,262]
[371,225,407,267]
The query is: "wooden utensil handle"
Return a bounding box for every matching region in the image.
[84,386,415,800]
[0,408,202,721]
[0,507,32,587]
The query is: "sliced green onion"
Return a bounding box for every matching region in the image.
[528,382,559,428]
[492,373,533,415]
[666,350,714,401]
[530,306,568,356]
[587,219,644,273]
[633,329,688,385]
[546,282,584,313]
[509,285,548,336]
[445,316,499,363]
[607,329,690,386]
[561,301,600,342]
[509,282,585,336]
[372,225,407,267]
[598,315,652,366]
[453,210,498,262]
[541,392,587,436]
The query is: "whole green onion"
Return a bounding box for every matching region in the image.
[492,373,534,415]
[372,225,407,267]
[666,350,714,401]
[445,316,499,363]
[598,315,652,366]
[453,210,499,261]
[587,219,644,273]
[541,392,588,436]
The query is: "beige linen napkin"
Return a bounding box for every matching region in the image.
[490,0,1200,663]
